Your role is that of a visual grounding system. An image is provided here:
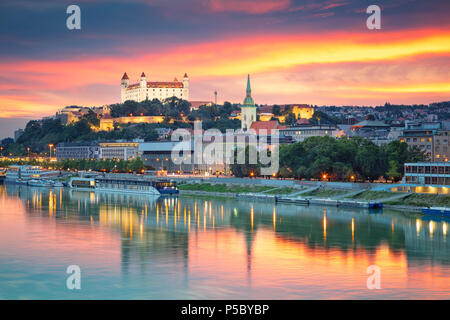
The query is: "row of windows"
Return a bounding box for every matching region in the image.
[404,137,432,142]
[405,176,450,185]
[405,166,450,174]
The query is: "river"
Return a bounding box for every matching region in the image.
[0,184,448,299]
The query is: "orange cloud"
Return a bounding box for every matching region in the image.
[0,28,449,117]
[208,0,291,14]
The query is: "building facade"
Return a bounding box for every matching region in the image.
[279,124,341,142]
[120,72,189,103]
[404,162,450,185]
[433,130,449,162]
[56,141,139,161]
[139,141,227,174]
[99,142,139,160]
[399,122,449,161]
[56,142,100,161]
[99,114,167,131]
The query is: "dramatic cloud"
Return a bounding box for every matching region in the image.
[0,0,449,123]
[208,0,291,14]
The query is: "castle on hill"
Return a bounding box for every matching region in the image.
[120,72,189,103]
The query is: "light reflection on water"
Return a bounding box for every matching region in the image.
[0,184,449,299]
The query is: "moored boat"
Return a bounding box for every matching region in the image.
[421,207,450,216]
[27,179,54,187]
[69,177,178,196]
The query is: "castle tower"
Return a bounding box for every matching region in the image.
[183,73,189,100]
[241,74,257,131]
[140,72,146,88]
[120,72,129,103]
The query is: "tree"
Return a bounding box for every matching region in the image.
[272,105,281,116]
[355,140,385,181]
[81,110,100,127]
[230,146,260,177]
[386,160,402,181]
[130,157,145,172]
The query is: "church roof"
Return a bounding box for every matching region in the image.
[121,72,129,80]
[243,74,255,107]
[141,72,146,77]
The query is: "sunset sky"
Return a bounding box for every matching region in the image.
[0,0,449,136]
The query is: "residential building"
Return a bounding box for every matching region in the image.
[399,122,448,161]
[433,130,450,162]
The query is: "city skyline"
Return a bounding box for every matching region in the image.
[0,0,449,122]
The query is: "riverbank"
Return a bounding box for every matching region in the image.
[178,181,450,210]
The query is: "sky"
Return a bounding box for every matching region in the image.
[0,0,449,137]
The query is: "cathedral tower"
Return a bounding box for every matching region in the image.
[241,74,257,131]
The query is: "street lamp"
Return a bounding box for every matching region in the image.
[48,144,54,158]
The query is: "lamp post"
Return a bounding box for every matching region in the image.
[48,144,54,159]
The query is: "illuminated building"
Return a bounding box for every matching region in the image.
[121,72,189,103]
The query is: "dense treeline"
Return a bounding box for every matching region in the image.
[231,136,425,182]
[0,158,146,173]
[188,102,241,131]
[279,136,425,181]
[110,97,191,119]
[5,118,163,155]
[2,97,240,156]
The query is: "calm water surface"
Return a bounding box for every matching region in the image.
[0,184,449,299]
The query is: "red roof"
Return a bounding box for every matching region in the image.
[184,73,188,78]
[141,72,146,77]
[121,72,129,80]
[250,120,279,134]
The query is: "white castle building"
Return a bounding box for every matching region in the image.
[120,72,189,103]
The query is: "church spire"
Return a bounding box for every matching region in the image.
[243,74,255,107]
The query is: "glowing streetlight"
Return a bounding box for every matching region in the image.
[48,144,54,158]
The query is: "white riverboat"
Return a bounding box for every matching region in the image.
[69,177,179,196]
[5,165,43,183]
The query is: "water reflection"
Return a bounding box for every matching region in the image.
[0,184,449,299]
